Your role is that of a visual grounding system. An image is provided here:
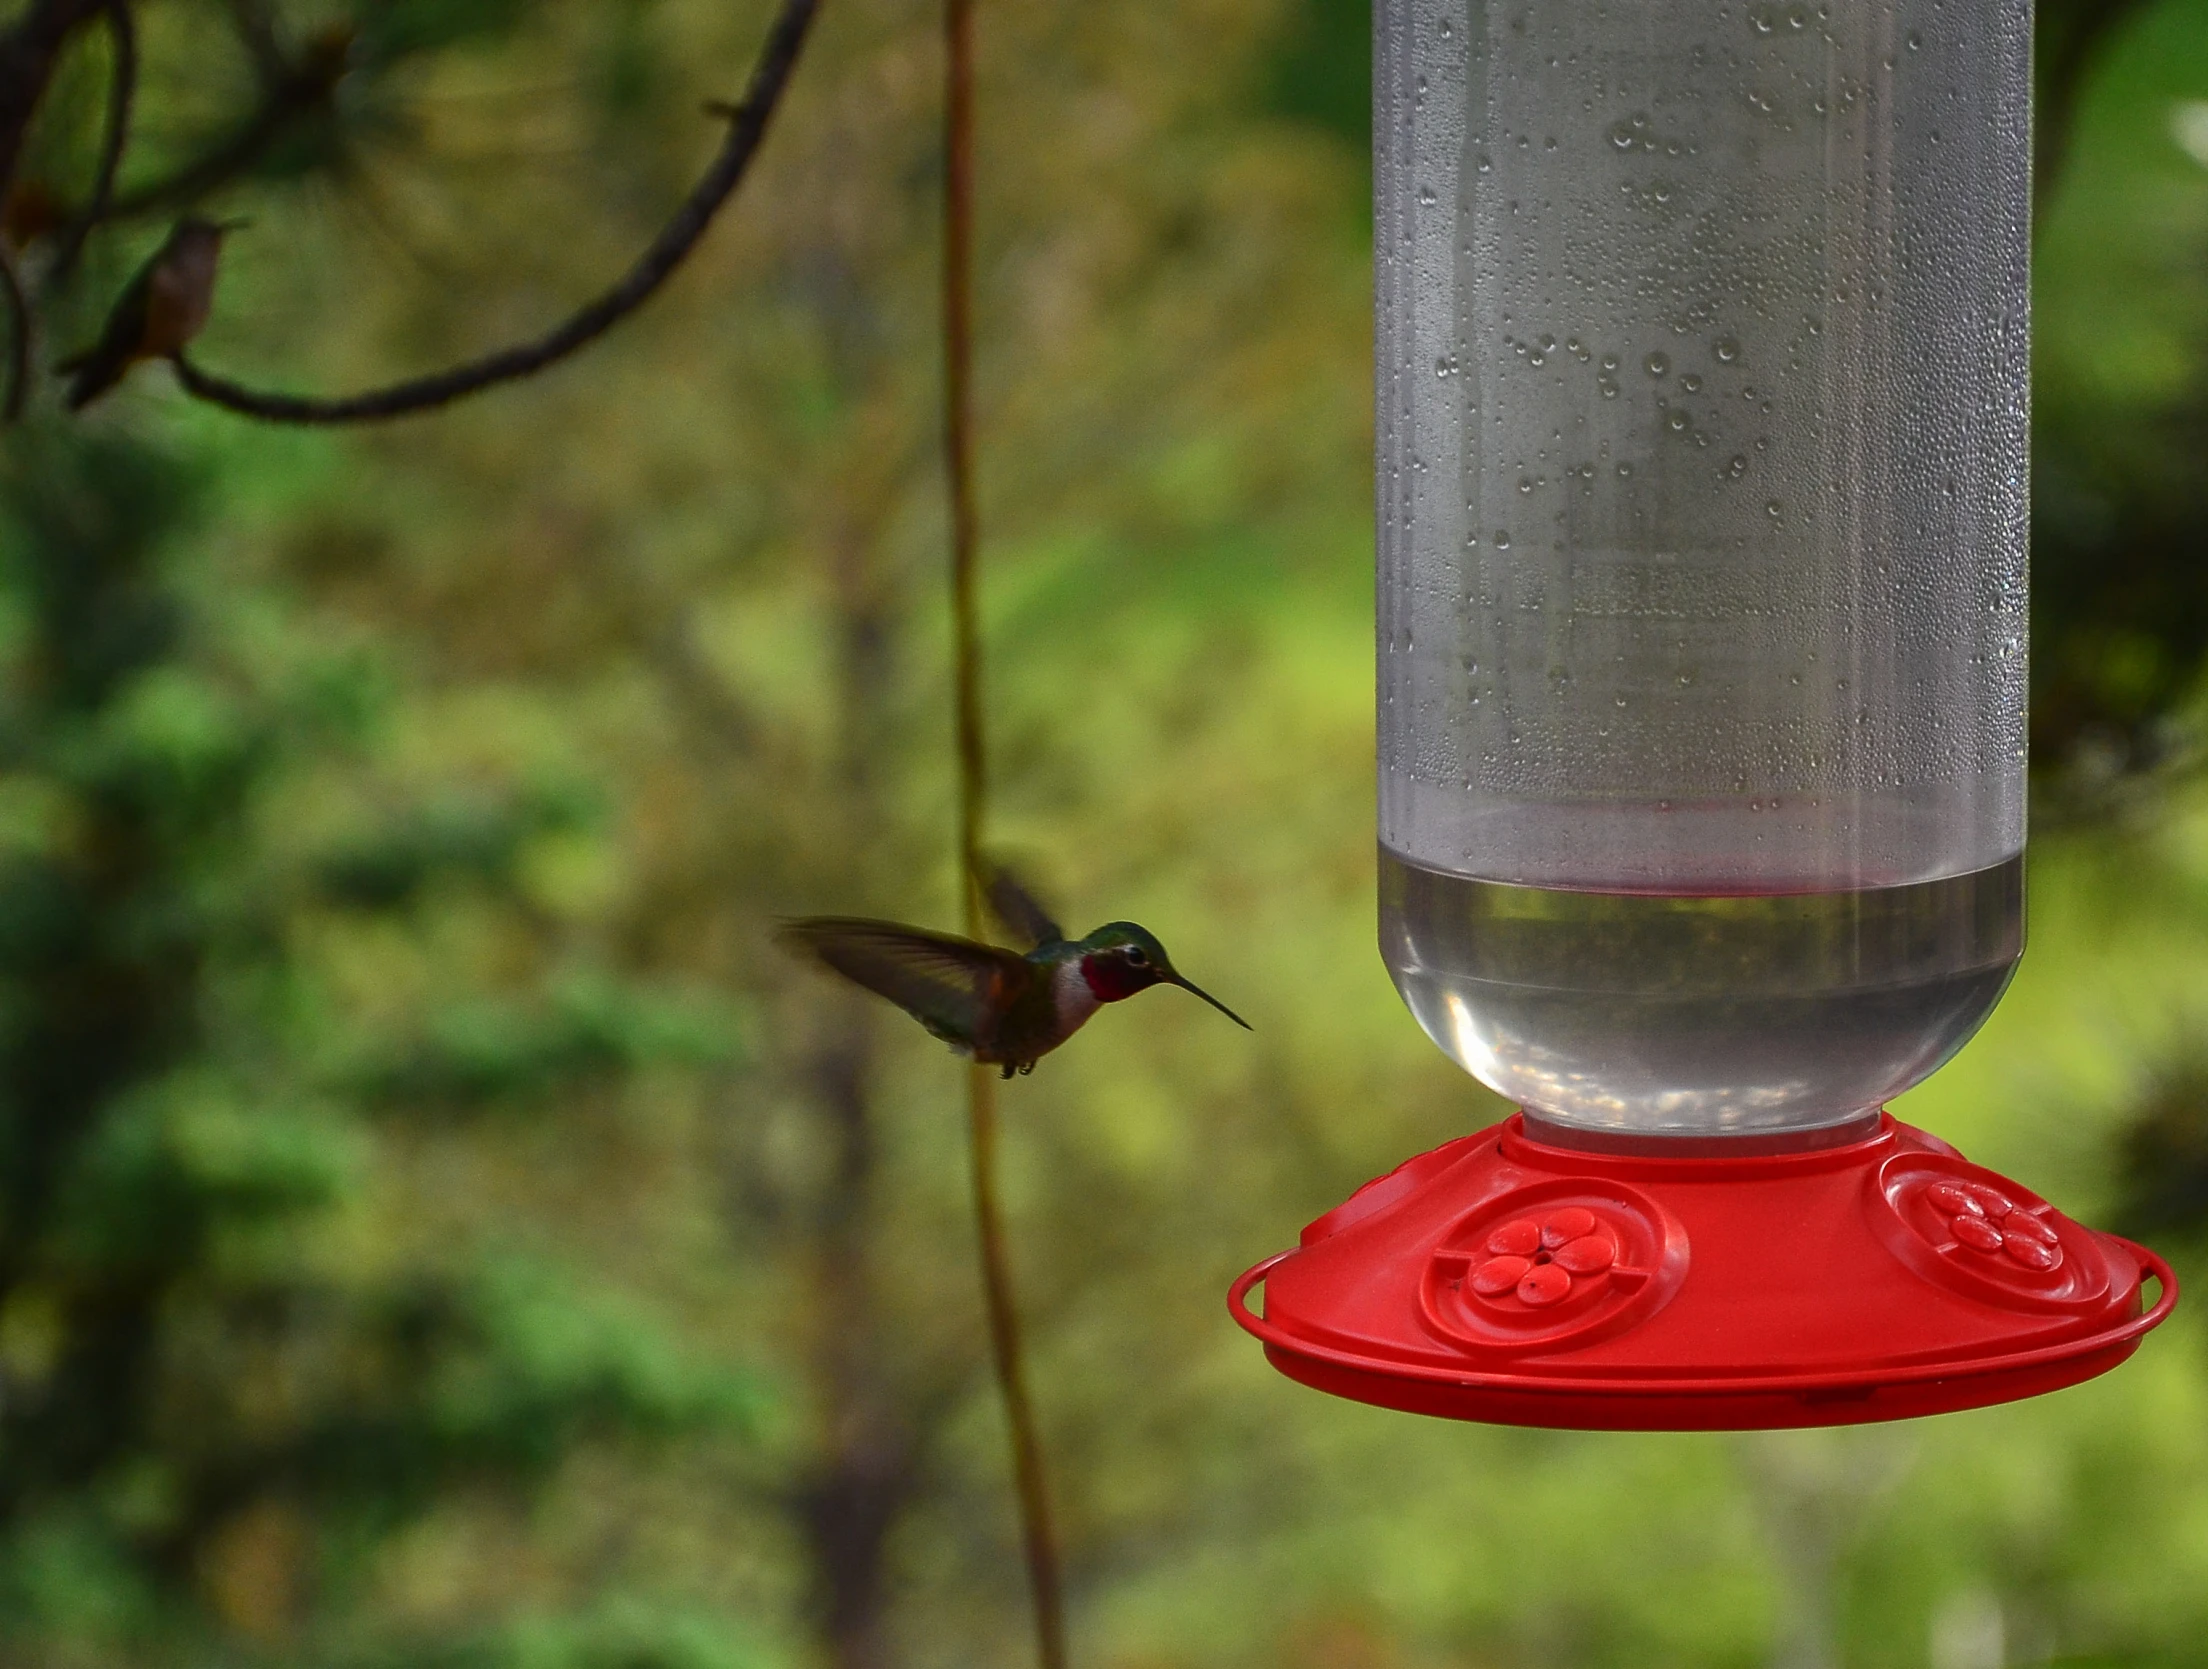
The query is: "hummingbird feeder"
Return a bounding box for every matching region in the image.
[1229,0,2177,1428]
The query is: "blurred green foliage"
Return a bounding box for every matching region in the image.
[2032,0,2208,782]
[0,421,757,1663]
[0,0,2206,1666]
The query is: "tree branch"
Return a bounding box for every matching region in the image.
[100,21,349,222]
[171,0,823,426]
[0,0,105,200]
[47,0,133,283]
[0,246,28,421]
[220,0,289,87]
[942,0,1069,1658]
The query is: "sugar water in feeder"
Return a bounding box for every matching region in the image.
[1231,0,2175,1429]
[1378,0,2026,1137]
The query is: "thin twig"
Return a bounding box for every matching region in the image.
[220,0,288,87]
[171,0,822,425]
[99,17,351,222]
[47,0,133,283]
[964,1067,1066,1669]
[0,0,107,202]
[0,246,28,420]
[943,0,1068,1661]
[103,82,313,219]
[946,5,984,931]
[110,107,305,219]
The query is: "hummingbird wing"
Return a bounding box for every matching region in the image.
[59,260,158,409]
[979,861,1064,949]
[778,917,1028,1044]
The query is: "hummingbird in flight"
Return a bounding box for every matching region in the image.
[779,867,1250,1078]
[58,216,244,410]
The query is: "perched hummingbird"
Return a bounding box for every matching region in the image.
[779,867,1251,1078]
[57,216,244,410]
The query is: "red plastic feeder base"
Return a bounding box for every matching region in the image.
[1230,1113,2177,1430]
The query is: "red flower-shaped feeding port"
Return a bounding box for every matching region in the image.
[1926,1181,2061,1272]
[1469,1207,1619,1307]
[1871,1152,2114,1315]
[1420,1181,1689,1357]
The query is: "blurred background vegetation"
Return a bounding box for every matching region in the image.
[0,0,2203,1665]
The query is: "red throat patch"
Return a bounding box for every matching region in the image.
[1080,954,1151,1003]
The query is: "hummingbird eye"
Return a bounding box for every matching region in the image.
[1125,946,1149,967]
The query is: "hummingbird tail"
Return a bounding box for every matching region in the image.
[62,355,128,410]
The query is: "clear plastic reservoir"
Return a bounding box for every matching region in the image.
[1376,0,2032,1135]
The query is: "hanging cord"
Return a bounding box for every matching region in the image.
[943,0,1068,1663]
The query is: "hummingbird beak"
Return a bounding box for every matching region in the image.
[1172,974,1252,1031]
